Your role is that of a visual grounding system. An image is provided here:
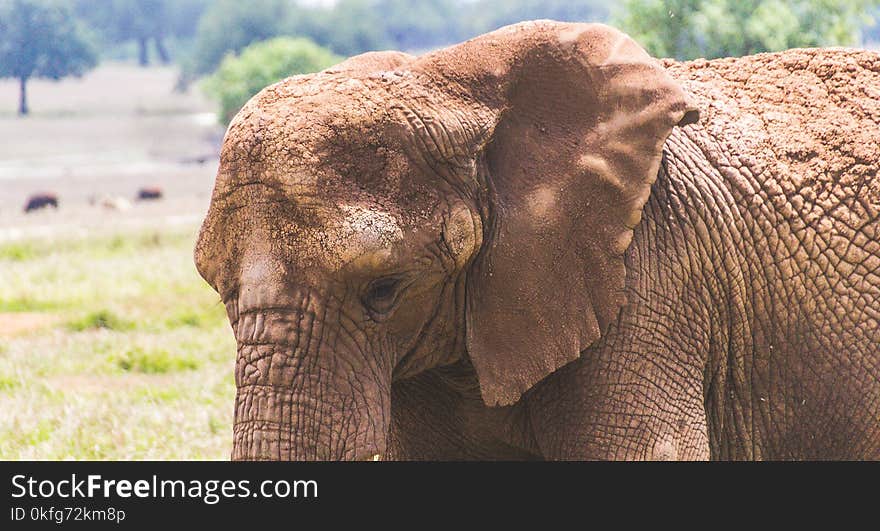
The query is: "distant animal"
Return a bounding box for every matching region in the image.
[97,195,132,211]
[23,193,58,213]
[136,187,163,201]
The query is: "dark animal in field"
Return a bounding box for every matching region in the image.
[136,187,163,201]
[23,193,58,213]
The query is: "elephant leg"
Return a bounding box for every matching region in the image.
[525,325,712,461]
[388,362,540,460]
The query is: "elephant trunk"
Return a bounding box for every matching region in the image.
[230,307,390,461]
[232,385,387,461]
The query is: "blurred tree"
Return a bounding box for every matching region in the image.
[376,0,461,51]
[463,0,609,35]
[187,0,397,81]
[612,0,701,59]
[0,0,97,115]
[73,0,195,66]
[188,0,290,77]
[297,0,393,56]
[203,37,341,124]
[165,0,211,41]
[614,0,879,60]
[112,0,170,65]
[185,0,615,82]
[296,0,609,57]
[866,6,880,44]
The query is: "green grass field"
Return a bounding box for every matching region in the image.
[0,226,236,459]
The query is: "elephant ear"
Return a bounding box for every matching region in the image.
[411,22,699,406]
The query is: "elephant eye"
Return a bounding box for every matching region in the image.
[362,276,403,315]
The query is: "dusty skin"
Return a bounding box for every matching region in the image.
[195,21,879,460]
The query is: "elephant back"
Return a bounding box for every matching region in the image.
[662,48,880,226]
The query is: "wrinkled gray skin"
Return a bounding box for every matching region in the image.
[195,21,880,460]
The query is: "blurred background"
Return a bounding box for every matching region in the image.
[0,0,878,459]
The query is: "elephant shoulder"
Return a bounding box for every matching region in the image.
[326,51,416,75]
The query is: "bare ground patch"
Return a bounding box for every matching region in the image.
[0,312,57,337]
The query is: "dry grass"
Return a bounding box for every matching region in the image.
[0,223,236,460]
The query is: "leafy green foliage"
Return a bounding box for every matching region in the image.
[203,37,341,124]
[613,0,880,60]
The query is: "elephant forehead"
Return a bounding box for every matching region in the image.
[222,73,394,166]
[215,120,443,237]
[313,204,405,271]
[212,70,451,213]
[257,201,413,274]
[218,106,422,202]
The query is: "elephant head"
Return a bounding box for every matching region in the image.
[194,21,698,460]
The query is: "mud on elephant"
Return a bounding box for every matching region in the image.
[194,21,880,460]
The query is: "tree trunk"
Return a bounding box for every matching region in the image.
[154,37,170,64]
[138,37,149,67]
[18,76,28,116]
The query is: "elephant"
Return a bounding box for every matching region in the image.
[194,21,880,460]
